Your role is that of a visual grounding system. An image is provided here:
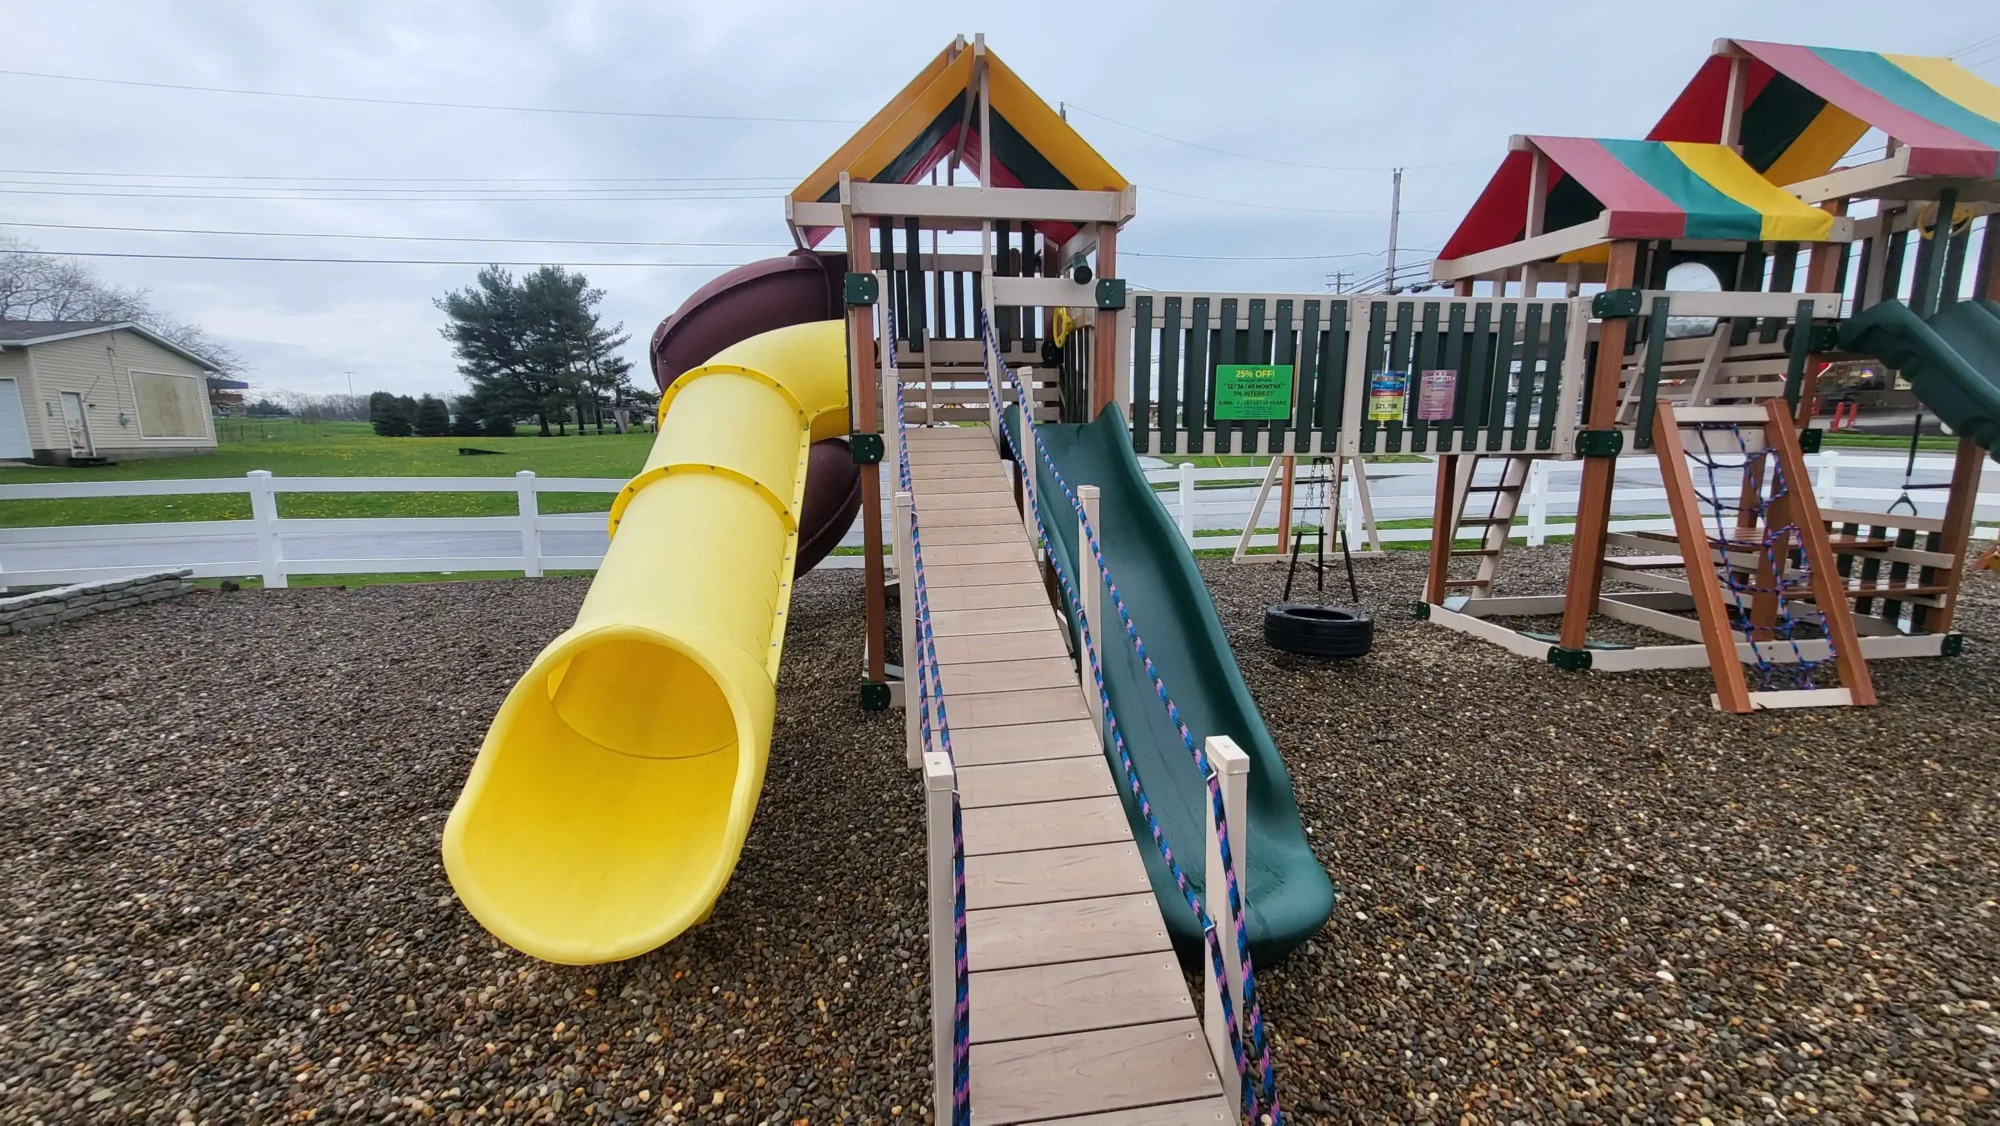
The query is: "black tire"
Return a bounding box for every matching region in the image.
[1264,603,1373,659]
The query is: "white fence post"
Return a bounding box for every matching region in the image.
[1077,485,1103,742]
[895,491,920,769]
[1527,461,1549,547]
[924,750,958,1122]
[1178,462,1196,547]
[1814,449,1839,507]
[247,470,285,589]
[516,471,542,577]
[1202,734,1251,1114]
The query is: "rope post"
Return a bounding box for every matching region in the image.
[1078,484,1103,743]
[895,491,920,768]
[1202,734,1251,1115]
[923,750,957,1119]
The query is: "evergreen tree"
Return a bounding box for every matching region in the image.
[368,390,414,437]
[437,265,635,438]
[414,395,451,437]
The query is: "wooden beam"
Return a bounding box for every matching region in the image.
[1652,401,1753,713]
[1091,223,1119,418]
[1557,239,1638,651]
[1929,436,1986,633]
[848,217,887,685]
[847,182,1127,224]
[1431,215,1610,282]
[1763,398,1876,705]
[1721,55,1749,152]
[1425,455,1460,605]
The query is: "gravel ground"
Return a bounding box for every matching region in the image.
[4,551,1996,1125]
[0,574,924,1125]
[1206,548,2000,1124]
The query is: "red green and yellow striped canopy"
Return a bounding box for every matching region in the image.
[1438,136,1835,263]
[1652,41,2000,182]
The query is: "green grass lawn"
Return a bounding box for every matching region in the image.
[0,419,654,527]
[1819,432,1958,451]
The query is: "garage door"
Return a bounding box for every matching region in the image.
[0,378,32,460]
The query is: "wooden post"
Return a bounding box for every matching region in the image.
[1078,485,1103,742]
[1653,402,1752,714]
[1201,735,1250,1116]
[1091,223,1119,418]
[895,491,920,769]
[1424,454,1459,605]
[1275,456,1296,557]
[1798,201,1849,428]
[1762,399,1876,705]
[1721,55,1749,151]
[1556,240,1639,651]
[849,218,888,688]
[923,751,958,1120]
[1930,436,1987,633]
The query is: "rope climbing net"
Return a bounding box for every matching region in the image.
[1685,424,1835,690]
[886,307,972,1126]
[976,309,1284,1125]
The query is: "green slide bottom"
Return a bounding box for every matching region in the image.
[1840,299,2000,460]
[1020,406,1335,965]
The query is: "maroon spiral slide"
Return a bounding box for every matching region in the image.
[649,250,861,574]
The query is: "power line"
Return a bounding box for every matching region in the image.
[0,187,782,203]
[1064,102,1492,173]
[0,177,786,195]
[17,249,751,267]
[0,67,863,125]
[0,167,798,184]
[1123,248,1394,261]
[0,220,794,249]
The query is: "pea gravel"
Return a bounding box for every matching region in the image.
[3,552,1996,1125]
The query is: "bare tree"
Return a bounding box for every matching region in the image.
[1,235,244,373]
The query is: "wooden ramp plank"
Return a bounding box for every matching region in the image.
[949,719,1103,767]
[947,688,1091,731]
[967,952,1194,1044]
[933,605,1061,637]
[941,657,1078,696]
[967,1020,1221,1126]
[965,842,1151,910]
[910,461,1015,480]
[924,541,1035,567]
[962,796,1132,856]
[966,894,1171,972]
[957,755,1114,809]
[923,506,1025,528]
[933,630,1070,666]
[926,582,1048,612]
[908,448,996,465]
[913,524,1028,548]
[925,562,1044,589]
[912,475,1015,495]
[1035,1100,1234,1125]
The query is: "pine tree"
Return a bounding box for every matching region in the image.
[368,390,414,437]
[415,395,451,437]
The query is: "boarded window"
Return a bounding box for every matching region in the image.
[133,371,208,438]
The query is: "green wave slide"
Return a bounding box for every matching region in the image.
[1839,299,2000,460]
[1014,406,1336,965]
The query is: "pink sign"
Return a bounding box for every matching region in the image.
[1417,370,1457,421]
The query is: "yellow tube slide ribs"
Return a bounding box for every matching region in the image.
[442,320,851,964]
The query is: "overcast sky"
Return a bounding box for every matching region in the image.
[3,1,1995,400]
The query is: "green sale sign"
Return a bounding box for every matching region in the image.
[1213,364,1295,421]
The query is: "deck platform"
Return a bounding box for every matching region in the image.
[904,425,1231,1126]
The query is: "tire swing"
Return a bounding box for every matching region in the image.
[1265,455,1373,658]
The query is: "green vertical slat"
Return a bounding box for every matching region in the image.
[878,220,898,345]
[1272,299,1296,454]
[1216,298,1241,454]
[1460,302,1493,450]
[1510,304,1545,452]
[1132,295,1154,453]
[905,216,925,351]
[1409,302,1442,453]
[1782,298,1816,410]
[1854,526,1887,618]
[1318,300,1348,454]
[1159,297,1183,454]
[1880,527,1919,626]
[1634,297,1671,451]
[996,220,1014,352]
[1245,298,1272,451]
[1293,300,1319,445]
[1760,243,1797,344]
[1850,237,1877,311]
[1535,304,1569,452]
[1186,297,1211,455]
[1385,301,1415,454]
[1731,246,1765,347]
[1941,222,1971,309]
[1359,301,1388,455]
[1974,217,2000,302]
[1438,303,1469,454]
[1915,188,1960,318]
[1881,230,1909,307]
[1486,303,1518,451]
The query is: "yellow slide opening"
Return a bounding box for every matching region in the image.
[442,320,851,964]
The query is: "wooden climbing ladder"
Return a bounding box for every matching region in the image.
[1650,399,1879,713]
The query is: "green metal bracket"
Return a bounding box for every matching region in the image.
[1413,602,1431,621]
[849,433,884,464]
[1577,429,1624,458]
[1798,427,1824,454]
[1941,632,1965,657]
[1548,646,1593,671]
[859,680,892,711]
[1792,323,1839,352]
[844,272,879,307]
[1095,278,1127,310]
[1592,288,1642,318]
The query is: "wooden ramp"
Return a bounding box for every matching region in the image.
[903,425,1233,1126]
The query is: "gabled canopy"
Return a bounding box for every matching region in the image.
[1438,136,1837,264]
[790,38,1127,246]
[1652,40,2000,182]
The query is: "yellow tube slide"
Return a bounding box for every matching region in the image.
[442,320,851,964]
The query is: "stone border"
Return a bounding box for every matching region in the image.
[0,570,194,636]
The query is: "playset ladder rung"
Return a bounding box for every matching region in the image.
[1455,516,1515,527]
[1672,405,1775,425]
[1603,554,1686,570]
[1824,534,1895,551]
[1442,577,1492,587]
[1450,548,1503,557]
[1462,484,1519,493]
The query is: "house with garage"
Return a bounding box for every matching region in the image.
[0,320,221,465]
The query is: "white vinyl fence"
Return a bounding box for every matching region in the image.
[3,453,1994,588]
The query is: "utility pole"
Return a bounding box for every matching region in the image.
[1385,167,1403,294]
[1325,270,1347,293]
[344,371,355,419]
